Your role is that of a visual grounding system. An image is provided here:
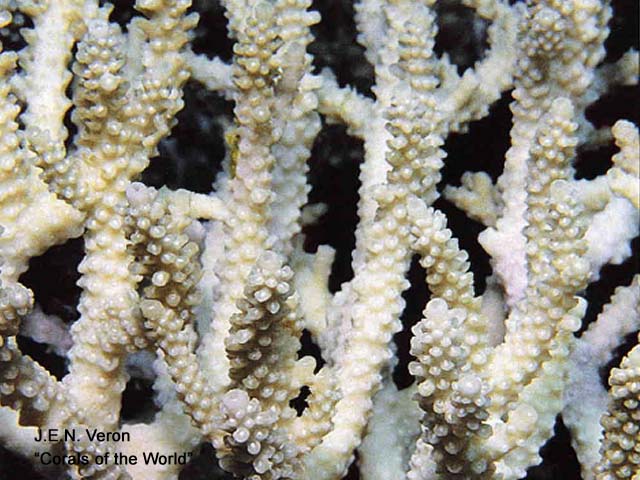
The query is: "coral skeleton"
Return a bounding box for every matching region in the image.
[0,0,638,479]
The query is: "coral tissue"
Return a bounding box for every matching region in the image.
[0,0,638,479]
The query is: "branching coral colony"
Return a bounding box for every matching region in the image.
[0,0,638,479]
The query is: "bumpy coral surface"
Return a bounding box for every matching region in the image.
[0,0,638,479]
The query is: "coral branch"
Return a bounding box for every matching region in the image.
[0,0,637,478]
